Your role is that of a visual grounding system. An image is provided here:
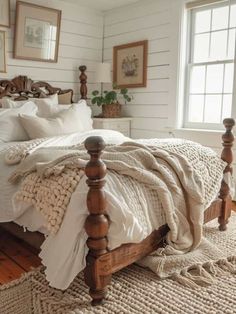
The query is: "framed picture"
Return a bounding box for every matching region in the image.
[113,40,148,88]
[0,0,10,28]
[14,1,61,63]
[0,31,6,73]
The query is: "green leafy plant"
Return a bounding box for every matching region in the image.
[91,85,132,107]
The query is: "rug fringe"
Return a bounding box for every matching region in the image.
[171,256,236,288]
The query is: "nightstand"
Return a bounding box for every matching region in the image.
[93,117,132,137]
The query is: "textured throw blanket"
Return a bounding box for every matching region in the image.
[7,139,235,287]
[7,140,224,248]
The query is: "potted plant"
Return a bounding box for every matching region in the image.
[91,86,132,118]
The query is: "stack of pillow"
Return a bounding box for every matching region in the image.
[0,94,93,142]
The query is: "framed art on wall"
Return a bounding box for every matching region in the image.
[14,1,61,63]
[0,31,6,73]
[113,40,148,88]
[0,0,10,28]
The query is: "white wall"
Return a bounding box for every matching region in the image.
[0,0,104,101]
[103,0,236,174]
[103,0,178,139]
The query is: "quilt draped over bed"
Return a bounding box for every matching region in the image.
[6,139,233,288]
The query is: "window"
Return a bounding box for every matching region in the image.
[184,1,236,129]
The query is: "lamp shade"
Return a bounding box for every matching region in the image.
[94,63,111,83]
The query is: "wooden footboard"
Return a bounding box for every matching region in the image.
[219,118,235,230]
[0,119,234,306]
[83,118,235,306]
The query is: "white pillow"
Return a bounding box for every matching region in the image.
[36,95,61,118]
[19,104,85,139]
[2,94,58,109]
[35,94,58,112]
[1,98,31,108]
[0,101,37,142]
[36,100,93,132]
[74,100,93,132]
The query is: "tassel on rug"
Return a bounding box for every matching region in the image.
[171,256,236,289]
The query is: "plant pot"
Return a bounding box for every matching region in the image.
[102,103,122,118]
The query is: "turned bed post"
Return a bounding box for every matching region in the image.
[84,136,111,306]
[79,65,87,100]
[219,118,235,231]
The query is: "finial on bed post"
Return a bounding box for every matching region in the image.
[219,118,235,231]
[79,65,87,100]
[84,136,111,305]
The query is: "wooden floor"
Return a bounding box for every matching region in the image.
[0,203,236,285]
[0,229,41,284]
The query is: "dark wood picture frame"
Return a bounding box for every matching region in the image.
[14,1,61,63]
[0,0,10,28]
[113,40,148,88]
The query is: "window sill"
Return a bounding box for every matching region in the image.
[175,128,224,134]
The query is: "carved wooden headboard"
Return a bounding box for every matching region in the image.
[0,65,88,101]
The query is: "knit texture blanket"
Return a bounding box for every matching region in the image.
[6,139,230,286]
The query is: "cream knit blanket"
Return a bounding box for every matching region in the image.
[7,139,233,287]
[7,140,226,255]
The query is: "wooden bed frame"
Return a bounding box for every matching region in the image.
[0,67,235,306]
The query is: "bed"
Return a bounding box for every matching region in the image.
[0,66,235,306]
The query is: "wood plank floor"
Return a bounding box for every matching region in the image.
[0,229,41,284]
[0,204,236,285]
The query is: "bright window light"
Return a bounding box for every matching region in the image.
[184,1,236,129]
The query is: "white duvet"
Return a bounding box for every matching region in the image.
[0,129,227,290]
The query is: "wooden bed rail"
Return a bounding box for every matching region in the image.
[219,118,235,231]
[84,136,111,305]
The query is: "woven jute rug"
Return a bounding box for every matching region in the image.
[1,214,236,314]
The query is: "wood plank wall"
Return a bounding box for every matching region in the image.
[0,0,104,101]
[103,0,171,138]
[103,0,236,184]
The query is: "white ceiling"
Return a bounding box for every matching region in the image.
[63,0,141,11]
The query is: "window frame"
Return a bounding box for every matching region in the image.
[183,0,236,130]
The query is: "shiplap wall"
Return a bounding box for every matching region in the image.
[103,0,236,184]
[103,0,177,139]
[0,0,103,101]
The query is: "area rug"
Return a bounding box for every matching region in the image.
[0,214,236,314]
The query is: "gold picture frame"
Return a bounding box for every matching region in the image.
[0,31,6,73]
[0,0,10,28]
[14,1,61,63]
[113,40,148,88]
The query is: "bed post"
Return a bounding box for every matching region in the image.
[84,136,111,306]
[79,65,87,100]
[219,118,235,231]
